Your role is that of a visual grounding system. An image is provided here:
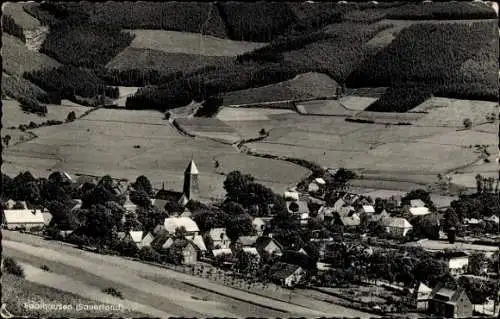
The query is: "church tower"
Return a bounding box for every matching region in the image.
[183,160,199,201]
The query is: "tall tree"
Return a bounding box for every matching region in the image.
[226,213,254,242]
[132,175,153,196]
[468,252,487,275]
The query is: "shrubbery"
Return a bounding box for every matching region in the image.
[24,66,119,102]
[2,14,26,42]
[2,257,25,278]
[18,96,48,115]
[386,2,497,20]
[218,1,297,42]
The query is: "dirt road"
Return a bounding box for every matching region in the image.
[2,231,373,318]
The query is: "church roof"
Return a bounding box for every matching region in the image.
[185,160,199,175]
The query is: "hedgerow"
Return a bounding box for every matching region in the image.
[347,22,497,110]
[2,15,26,42]
[217,1,297,42]
[387,2,497,20]
[24,66,119,102]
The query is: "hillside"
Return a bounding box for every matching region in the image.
[221,72,340,106]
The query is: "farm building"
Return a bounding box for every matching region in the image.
[209,228,230,249]
[138,232,155,248]
[408,207,431,217]
[164,217,199,238]
[410,199,426,208]
[386,217,413,238]
[269,263,307,288]
[2,208,45,230]
[427,284,473,318]
[484,215,499,224]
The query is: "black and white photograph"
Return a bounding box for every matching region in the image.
[1,0,499,318]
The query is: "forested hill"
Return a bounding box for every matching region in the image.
[3,1,498,113]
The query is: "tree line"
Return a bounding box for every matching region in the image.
[2,14,26,42]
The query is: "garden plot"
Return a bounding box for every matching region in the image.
[126,30,266,56]
[295,100,359,116]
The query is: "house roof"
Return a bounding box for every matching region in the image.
[237,236,259,247]
[242,247,259,256]
[209,228,229,242]
[338,206,355,217]
[42,212,53,225]
[362,205,375,213]
[192,235,207,251]
[3,209,45,224]
[164,217,199,233]
[212,248,232,257]
[314,177,326,185]
[409,207,431,216]
[339,215,360,227]
[151,199,168,211]
[388,217,413,229]
[410,199,426,208]
[255,236,283,252]
[308,183,320,193]
[270,263,302,280]
[185,160,199,175]
[284,191,299,201]
[129,231,144,243]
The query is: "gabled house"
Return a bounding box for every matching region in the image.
[236,235,259,247]
[269,263,307,288]
[440,252,469,276]
[122,231,144,247]
[255,236,283,257]
[359,205,375,215]
[242,247,260,261]
[386,217,413,238]
[408,206,431,217]
[169,238,199,265]
[333,212,361,229]
[164,217,199,238]
[428,283,473,318]
[139,232,154,248]
[209,228,231,249]
[412,282,433,311]
[191,234,207,255]
[410,199,426,208]
[2,208,45,230]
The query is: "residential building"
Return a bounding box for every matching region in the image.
[269,263,307,288]
[123,196,137,213]
[410,199,426,208]
[209,228,231,249]
[284,190,299,201]
[334,213,361,229]
[442,253,469,275]
[122,231,144,247]
[255,236,283,257]
[236,235,259,248]
[386,217,413,238]
[2,208,45,230]
[428,284,473,318]
[139,232,154,248]
[286,200,309,215]
[212,248,233,258]
[408,206,431,217]
[412,282,433,311]
[164,217,199,238]
[242,247,260,261]
[359,205,375,215]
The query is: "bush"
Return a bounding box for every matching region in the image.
[138,246,162,263]
[40,265,51,272]
[2,257,25,278]
[18,96,47,115]
[2,14,26,42]
[194,96,224,117]
[102,287,123,299]
[66,111,76,123]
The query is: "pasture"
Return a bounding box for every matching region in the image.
[126,30,266,56]
[2,2,41,30]
[4,108,307,199]
[295,100,359,116]
[222,72,339,106]
[174,118,241,144]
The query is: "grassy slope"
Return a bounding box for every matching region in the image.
[2,72,48,102]
[2,34,61,76]
[2,273,146,317]
[2,2,41,30]
[221,72,339,105]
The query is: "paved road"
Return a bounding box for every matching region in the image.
[2,231,372,318]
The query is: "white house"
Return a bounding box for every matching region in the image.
[359,205,375,214]
[138,232,154,248]
[252,217,272,236]
[2,209,45,230]
[410,199,426,208]
[386,217,413,238]
[445,255,469,275]
[209,228,230,249]
[409,207,431,216]
[284,190,299,201]
[413,282,433,311]
[164,217,199,238]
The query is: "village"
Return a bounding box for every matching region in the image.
[2,160,499,318]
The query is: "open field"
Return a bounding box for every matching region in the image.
[2,231,372,318]
[340,96,379,111]
[411,97,498,128]
[174,118,241,144]
[2,272,148,318]
[2,2,41,30]
[295,100,359,116]
[126,29,266,56]
[348,111,425,124]
[221,72,339,106]
[3,108,307,199]
[216,107,296,122]
[2,34,61,77]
